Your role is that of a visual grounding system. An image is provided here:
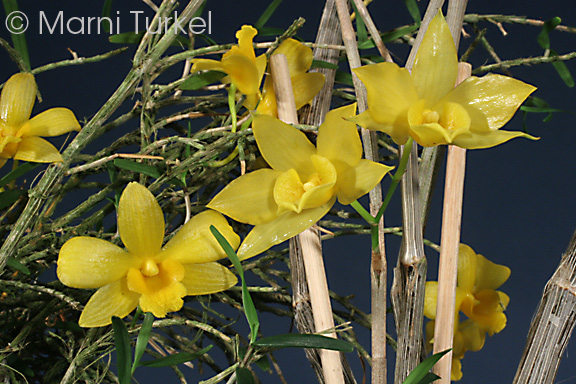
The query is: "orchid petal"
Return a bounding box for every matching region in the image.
[451,129,538,150]
[457,244,478,293]
[337,159,392,205]
[161,210,240,264]
[442,74,536,132]
[237,197,335,260]
[0,73,36,127]
[227,25,257,60]
[293,72,325,110]
[13,136,63,163]
[459,319,486,352]
[349,110,410,145]
[191,59,226,74]
[57,237,139,289]
[79,279,140,328]
[253,114,316,176]
[423,281,438,319]
[221,54,261,95]
[274,38,313,76]
[208,168,281,225]
[353,62,417,129]
[412,12,458,106]
[409,123,455,147]
[118,182,165,257]
[19,108,81,137]
[317,104,361,171]
[139,281,187,318]
[474,253,511,291]
[181,262,238,295]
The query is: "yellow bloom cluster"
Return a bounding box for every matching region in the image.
[57,183,239,327]
[424,244,511,380]
[350,12,537,149]
[208,104,392,259]
[191,25,324,116]
[0,73,81,168]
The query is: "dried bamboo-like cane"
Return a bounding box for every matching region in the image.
[513,230,576,384]
[290,1,357,383]
[432,63,472,384]
[270,54,345,384]
[333,1,388,383]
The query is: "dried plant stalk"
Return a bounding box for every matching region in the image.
[513,230,576,384]
[271,54,345,384]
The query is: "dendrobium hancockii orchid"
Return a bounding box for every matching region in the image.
[254,38,325,117]
[57,182,239,328]
[191,25,266,107]
[208,104,393,259]
[350,12,537,149]
[0,73,81,168]
[424,243,510,380]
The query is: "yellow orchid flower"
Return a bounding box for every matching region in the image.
[191,25,267,102]
[423,243,510,380]
[350,12,537,149]
[426,319,485,381]
[208,104,392,259]
[253,38,325,117]
[0,73,81,168]
[57,182,239,328]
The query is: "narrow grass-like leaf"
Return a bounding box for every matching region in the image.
[402,349,451,384]
[335,71,353,86]
[0,190,25,210]
[253,334,354,352]
[537,17,561,50]
[236,367,255,384]
[351,1,368,46]
[311,60,339,70]
[254,0,283,30]
[180,71,227,90]
[114,158,163,179]
[2,0,30,70]
[414,372,441,384]
[255,27,285,37]
[111,316,132,384]
[210,226,260,343]
[403,0,422,27]
[239,346,271,371]
[101,0,113,33]
[132,312,154,373]
[6,256,30,275]
[550,49,575,88]
[140,345,213,367]
[381,25,418,43]
[0,162,37,189]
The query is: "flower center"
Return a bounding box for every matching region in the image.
[127,258,185,295]
[423,110,440,124]
[273,154,337,214]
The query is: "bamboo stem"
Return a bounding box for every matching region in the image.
[333,1,387,383]
[432,63,471,384]
[270,54,344,384]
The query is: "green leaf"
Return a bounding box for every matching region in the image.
[537,17,561,50]
[414,372,441,384]
[132,312,154,373]
[252,334,354,352]
[254,0,283,30]
[0,189,25,210]
[402,349,451,384]
[101,0,114,33]
[114,158,163,179]
[403,0,422,27]
[236,367,255,384]
[112,316,132,384]
[351,1,368,46]
[6,256,30,275]
[550,49,575,88]
[210,226,260,343]
[335,70,353,86]
[311,60,339,70]
[140,345,213,367]
[0,162,37,189]
[255,26,285,37]
[180,71,227,90]
[2,0,30,70]
[239,346,270,371]
[521,96,571,122]
[381,25,418,43]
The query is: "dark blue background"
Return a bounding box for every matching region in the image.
[1,1,575,382]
